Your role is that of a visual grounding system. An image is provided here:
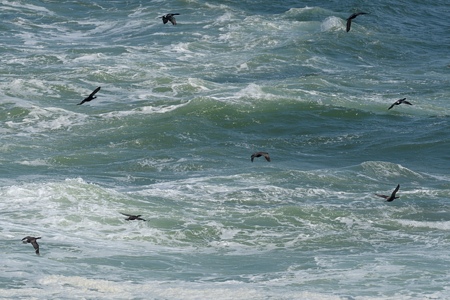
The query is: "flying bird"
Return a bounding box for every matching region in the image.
[346,12,367,32]
[120,213,146,221]
[77,86,101,105]
[159,13,180,25]
[388,98,412,110]
[375,184,400,202]
[22,236,41,255]
[251,152,270,162]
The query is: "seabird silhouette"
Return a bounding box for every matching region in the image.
[375,184,400,202]
[22,236,41,255]
[120,213,146,221]
[251,152,270,162]
[77,86,101,105]
[159,13,180,25]
[388,98,412,110]
[346,12,367,32]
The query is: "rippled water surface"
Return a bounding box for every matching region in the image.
[1,0,450,299]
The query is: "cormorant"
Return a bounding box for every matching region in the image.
[251,152,271,162]
[120,213,146,221]
[388,98,412,110]
[77,86,101,105]
[22,236,41,255]
[159,13,180,25]
[375,184,400,202]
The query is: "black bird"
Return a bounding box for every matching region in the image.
[159,13,180,25]
[346,12,367,32]
[388,98,413,110]
[120,213,146,221]
[251,152,270,162]
[375,184,400,202]
[77,86,101,105]
[22,236,41,255]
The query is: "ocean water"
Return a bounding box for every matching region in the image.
[1,0,450,299]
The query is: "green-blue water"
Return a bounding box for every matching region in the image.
[1,1,450,299]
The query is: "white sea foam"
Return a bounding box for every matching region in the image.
[5,106,88,133]
[1,1,54,15]
[0,275,346,300]
[98,101,190,119]
[320,16,343,32]
[18,159,51,166]
[236,83,265,99]
[398,220,450,230]
[2,1,450,298]
[361,161,426,180]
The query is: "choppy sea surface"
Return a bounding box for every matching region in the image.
[1,0,450,299]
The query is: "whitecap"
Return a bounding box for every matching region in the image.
[320,16,343,32]
[398,220,450,230]
[98,101,190,119]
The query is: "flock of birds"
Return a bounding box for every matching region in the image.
[21,213,146,255]
[157,11,365,33]
[20,182,403,255]
[21,149,403,256]
[75,12,413,110]
[22,11,409,255]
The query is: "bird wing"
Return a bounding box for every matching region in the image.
[120,212,133,217]
[346,12,367,32]
[31,240,39,251]
[347,13,357,20]
[375,194,388,199]
[391,184,400,197]
[403,101,412,105]
[263,153,271,162]
[351,12,367,19]
[346,19,352,32]
[89,86,101,98]
[388,103,396,110]
[169,16,176,25]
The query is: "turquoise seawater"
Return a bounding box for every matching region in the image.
[1,0,450,299]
